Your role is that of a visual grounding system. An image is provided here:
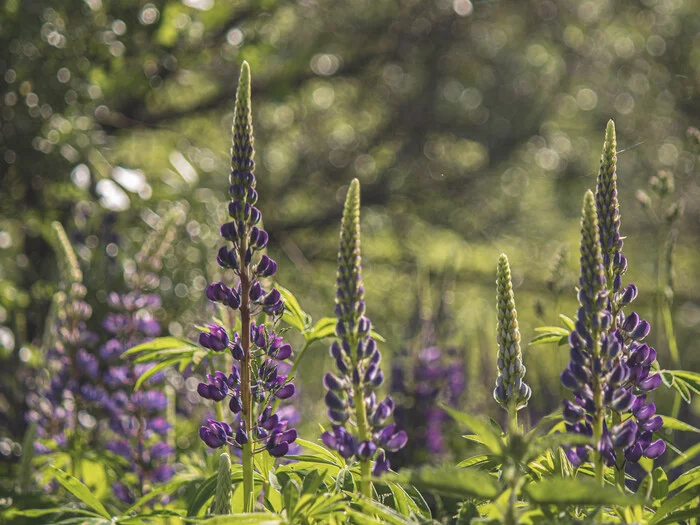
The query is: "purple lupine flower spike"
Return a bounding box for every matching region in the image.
[561,125,665,483]
[321,179,406,485]
[195,62,296,461]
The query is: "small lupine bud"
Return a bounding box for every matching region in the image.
[217,247,238,269]
[638,374,661,392]
[372,450,390,476]
[563,400,584,423]
[644,439,666,459]
[323,372,344,391]
[325,390,346,410]
[622,312,639,333]
[249,281,263,301]
[613,418,638,446]
[328,409,349,425]
[229,395,241,414]
[256,255,277,277]
[220,222,238,241]
[611,388,635,412]
[625,443,643,462]
[642,415,663,432]
[629,319,651,340]
[357,441,376,458]
[634,402,656,421]
[561,369,580,390]
[215,453,233,514]
[206,282,230,303]
[199,325,230,351]
[275,383,296,399]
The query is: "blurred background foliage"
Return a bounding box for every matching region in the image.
[1,0,699,469]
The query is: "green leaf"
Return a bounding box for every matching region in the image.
[336,468,355,492]
[348,498,414,525]
[277,285,310,332]
[134,356,182,390]
[387,467,500,499]
[50,466,112,519]
[456,454,491,469]
[187,474,218,517]
[525,432,593,463]
[305,317,336,343]
[651,467,669,501]
[296,438,343,465]
[121,336,196,357]
[649,483,700,525]
[525,477,642,506]
[559,314,576,331]
[4,508,103,519]
[533,326,570,336]
[442,405,504,455]
[668,442,700,469]
[529,333,567,346]
[652,507,700,525]
[183,513,283,524]
[661,416,700,433]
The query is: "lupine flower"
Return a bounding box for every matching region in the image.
[100,210,184,503]
[321,179,407,481]
[493,254,531,419]
[391,346,465,466]
[561,186,664,475]
[101,290,174,503]
[26,223,102,455]
[195,62,296,463]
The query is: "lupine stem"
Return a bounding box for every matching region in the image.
[239,256,255,513]
[211,358,225,423]
[353,384,372,498]
[592,338,605,486]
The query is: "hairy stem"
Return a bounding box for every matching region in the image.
[239,248,255,513]
[352,383,372,498]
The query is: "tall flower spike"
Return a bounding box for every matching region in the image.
[196,62,294,513]
[493,254,531,422]
[579,190,607,313]
[322,179,406,497]
[561,189,664,484]
[595,120,622,282]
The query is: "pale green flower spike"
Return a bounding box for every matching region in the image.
[493,253,531,416]
[214,452,233,515]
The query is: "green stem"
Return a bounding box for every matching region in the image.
[508,403,518,435]
[611,411,626,492]
[353,385,372,498]
[287,340,310,380]
[239,246,255,513]
[211,357,225,422]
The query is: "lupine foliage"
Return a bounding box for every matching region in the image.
[6,63,700,525]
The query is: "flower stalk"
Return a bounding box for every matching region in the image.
[196,61,294,514]
[322,179,407,499]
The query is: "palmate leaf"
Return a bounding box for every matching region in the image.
[183,513,284,525]
[442,405,504,456]
[121,337,210,389]
[660,415,700,433]
[649,483,700,525]
[277,285,311,332]
[659,370,700,403]
[525,477,642,507]
[386,466,500,499]
[347,497,416,525]
[524,432,593,463]
[50,466,111,520]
